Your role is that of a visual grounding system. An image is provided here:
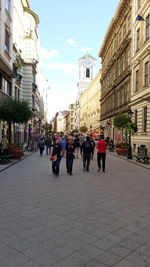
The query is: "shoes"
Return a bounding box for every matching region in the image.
[102,170,105,173]
[70,172,73,175]
[86,169,89,172]
[83,168,85,172]
[97,169,100,172]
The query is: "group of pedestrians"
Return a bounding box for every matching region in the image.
[44,134,108,177]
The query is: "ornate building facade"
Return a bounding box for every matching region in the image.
[131,0,150,151]
[99,0,132,142]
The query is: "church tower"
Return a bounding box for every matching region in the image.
[77,54,96,97]
[75,54,96,130]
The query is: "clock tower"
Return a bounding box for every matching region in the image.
[75,54,96,130]
[77,54,96,96]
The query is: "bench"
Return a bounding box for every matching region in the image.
[133,145,150,164]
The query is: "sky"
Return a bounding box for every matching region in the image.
[31,0,120,121]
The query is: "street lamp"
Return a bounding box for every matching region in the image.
[127,110,134,159]
[90,125,92,135]
[38,119,41,134]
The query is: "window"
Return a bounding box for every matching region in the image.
[136,28,140,51]
[135,69,139,92]
[137,0,141,10]
[123,24,126,39]
[5,0,11,13]
[5,29,10,54]
[135,110,138,125]
[144,61,149,87]
[15,87,20,101]
[86,68,90,78]
[143,107,147,132]
[146,14,150,40]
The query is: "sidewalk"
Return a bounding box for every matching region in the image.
[108,150,150,171]
[0,150,36,172]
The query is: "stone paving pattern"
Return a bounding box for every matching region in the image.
[0,151,150,266]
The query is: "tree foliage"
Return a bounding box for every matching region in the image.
[0,99,33,123]
[80,125,88,133]
[113,113,130,129]
[113,113,138,135]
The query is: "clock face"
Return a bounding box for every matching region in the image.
[83,59,92,67]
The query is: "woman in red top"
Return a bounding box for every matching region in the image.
[97,135,108,172]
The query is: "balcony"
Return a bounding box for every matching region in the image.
[32,83,37,93]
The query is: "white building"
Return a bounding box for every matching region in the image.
[13,0,42,142]
[75,54,96,130]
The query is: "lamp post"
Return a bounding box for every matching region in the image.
[90,125,92,136]
[38,119,41,135]
[127,110,134,159]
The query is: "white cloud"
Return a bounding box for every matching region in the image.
[81,47,92,53]
[47,62,77,75]
[40,47,59,59]
[67,38,78,47]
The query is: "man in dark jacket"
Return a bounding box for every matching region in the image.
[81,136,93,172]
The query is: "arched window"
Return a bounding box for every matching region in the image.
[86,68,90,78]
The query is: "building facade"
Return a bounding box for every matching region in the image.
[13,0,42,143]
[0,0,14,140]
[99,0,132,142]
[75,54,96,130]
[131,0,150,151]
[80,71,101,132]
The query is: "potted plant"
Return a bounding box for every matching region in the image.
[113,113,138,157]
[115,142,128,156]
[8,143,24,159]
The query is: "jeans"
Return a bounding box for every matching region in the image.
[97,153,106,171]
[66,155,74,174]
[83,153,91,171]
[52,156,61,175]
[46,146,51,155]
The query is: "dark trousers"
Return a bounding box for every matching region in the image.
[83,153,91,171]
[66,155,74,174]
[40,147,44,156]
[97,153,106,171]
[52,156,61,175]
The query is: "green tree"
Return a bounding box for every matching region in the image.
[80,125,88,133]
[0,99,33,123]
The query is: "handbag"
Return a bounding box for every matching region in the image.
[50,154,57,161]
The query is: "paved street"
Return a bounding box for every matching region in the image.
[0,152,150,267]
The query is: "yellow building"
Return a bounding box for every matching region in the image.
[131,0,150,151]
[80,71,101,132]
[99,0,132,142]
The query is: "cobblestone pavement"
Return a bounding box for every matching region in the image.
[0,151,150,267]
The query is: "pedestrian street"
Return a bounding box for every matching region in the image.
[0,152,150,266]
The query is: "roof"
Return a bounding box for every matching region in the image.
[79,53,96,61]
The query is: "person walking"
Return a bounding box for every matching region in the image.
[45,135,52,155]
[1,135,9,154]
[50,138,62,176]
[81,136,93,172]
[38,138,45,156]
[65,137,75,175]
[90,137,95,159]
[61,136,67,157]
[73,135,80,158]
[97,135,108,172]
